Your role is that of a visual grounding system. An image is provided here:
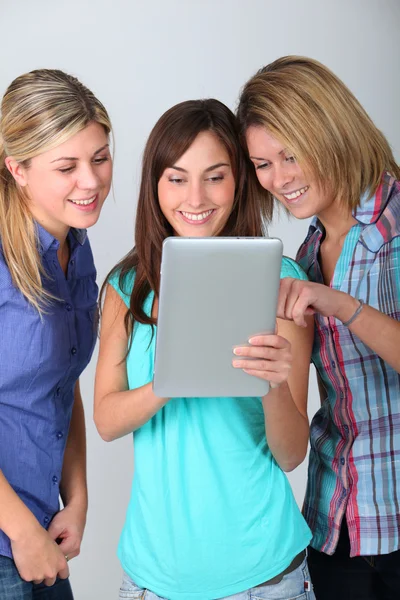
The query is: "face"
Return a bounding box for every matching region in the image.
[7,121,112,241]
[157,131,236,237]
[246,126,333,219]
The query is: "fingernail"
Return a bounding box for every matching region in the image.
[233,347,241,355]
[232,360,241,367]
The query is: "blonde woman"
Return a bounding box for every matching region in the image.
[0,70,112,599]
[237,56,400,600]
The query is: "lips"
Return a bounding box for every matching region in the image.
[179,209,215,224]
[283,186,309,202]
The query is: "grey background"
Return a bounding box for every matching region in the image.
[1,0,399,597]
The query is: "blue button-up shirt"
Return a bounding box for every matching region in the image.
[0,223,98,558]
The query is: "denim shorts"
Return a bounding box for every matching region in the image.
[119,556,316,599]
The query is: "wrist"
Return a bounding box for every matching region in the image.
[333,293,360,323]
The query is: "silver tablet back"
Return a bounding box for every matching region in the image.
[153,237,283,398]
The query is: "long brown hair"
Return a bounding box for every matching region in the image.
[0,68,111,311]
[105,98,269,337]
[237,55,400,216]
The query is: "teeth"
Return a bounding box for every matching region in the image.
[284,186,309,200]
[70,196,96,206]
[181,209,213,221]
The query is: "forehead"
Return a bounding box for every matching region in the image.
[33,122,108,164]
[174,131,230,167]
[246,126,285,156]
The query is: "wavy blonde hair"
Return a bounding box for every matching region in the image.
[0,69,111,311]
[237,55,400,213]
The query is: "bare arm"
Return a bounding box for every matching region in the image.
[279,278,400,373]
[94,285,167,442]
[233,316,314,472]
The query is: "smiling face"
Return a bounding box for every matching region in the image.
[7,121,112,240]
[245,126,334,220]
[157,131,236,237]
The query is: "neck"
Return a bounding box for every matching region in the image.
[317,198,357,242]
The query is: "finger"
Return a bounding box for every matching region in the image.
[277,278,294,319]
[247,334,289,348]
[57,565,70,580]
[233,359,291,373]
[241,368,288,383]
[234,346,288,361]
[32,579,44,585]
[44,577,57,587]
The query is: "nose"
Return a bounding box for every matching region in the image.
[273,162,295,191]
[76,163,100,191]
[186,180,206,209]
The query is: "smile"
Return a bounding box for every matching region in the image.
[179,209,214,223]
[283,186,309,201]
[69,195,97,206]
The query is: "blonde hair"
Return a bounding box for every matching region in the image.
[0,69,111,311]
[237,55,400,213]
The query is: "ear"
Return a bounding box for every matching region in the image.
[5,157,29,187]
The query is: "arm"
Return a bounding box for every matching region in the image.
[0,469,68,585]
[278,278,400,373]
[47,381,87,561]
[233,316,314,472]
[94,284,168,442]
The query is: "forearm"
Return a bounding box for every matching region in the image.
[335,296,400,372]
[0,469,41,542]
[60,384,87,512]
[94,382,168,442]
[262,382,309,472]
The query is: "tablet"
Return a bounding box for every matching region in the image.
[153,237,283,398]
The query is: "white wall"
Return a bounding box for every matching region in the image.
[1,0,399,597]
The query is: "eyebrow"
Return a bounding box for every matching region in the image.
[250,149,289,161]
[50,143,110,163]
[169,162,230,173]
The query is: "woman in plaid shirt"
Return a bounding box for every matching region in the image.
[237,56,400,600]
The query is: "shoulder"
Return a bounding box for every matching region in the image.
[280,256,308,281]
[108,268,136,308]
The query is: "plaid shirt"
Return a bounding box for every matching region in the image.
[297,173,400,557]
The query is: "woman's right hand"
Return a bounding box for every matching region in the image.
[11,520,69,586]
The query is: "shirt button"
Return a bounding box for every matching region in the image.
[340,457,345,465]
[52,476,58,484]
[331,361,336,369]
[65,303,72,311]
[71,347,77,355]
[340,391,344,399]
[56,431,63,440]
[70,259,75,266]
[44,516,50,525]
[344,425,349,432]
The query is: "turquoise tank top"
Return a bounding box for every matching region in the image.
[109,257,311,600]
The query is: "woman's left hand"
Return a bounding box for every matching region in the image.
[232,333,292,388]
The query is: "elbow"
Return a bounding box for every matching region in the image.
[94,411,117,443]
[280,447,308,473]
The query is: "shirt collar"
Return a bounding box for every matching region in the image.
[36,222,87,255]
[306,172,395,235]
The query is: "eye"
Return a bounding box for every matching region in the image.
[206,175,224,183]
[58,166,75,173]
[255,162,271,170]
[93,156,110,165]
[169,177,185,184]
[285,155,296,163]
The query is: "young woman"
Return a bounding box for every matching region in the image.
[0,69,112,599]
[237,55,400,600]
[95,99,315,600]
